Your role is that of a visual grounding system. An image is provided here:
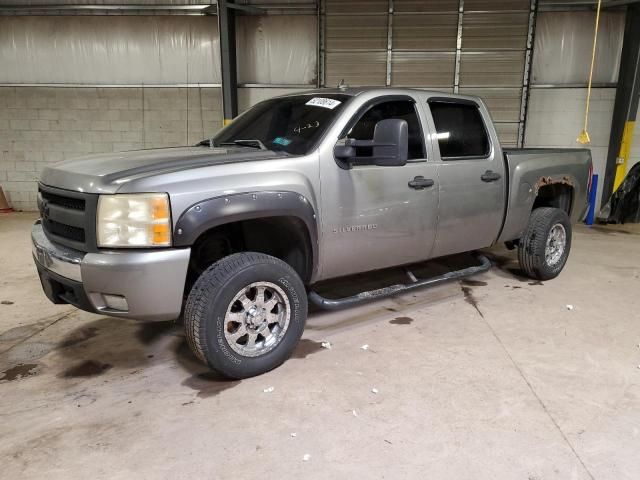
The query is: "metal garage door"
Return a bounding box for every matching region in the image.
[321,0,536,147]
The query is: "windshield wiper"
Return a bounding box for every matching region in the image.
[218,139,268,151]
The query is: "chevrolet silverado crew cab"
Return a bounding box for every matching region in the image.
[32,87,592,378]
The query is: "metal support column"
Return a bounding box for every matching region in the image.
[218,0,238,125]
[317,0,325,88]
[602,3,640,205]
[385,0,394,86]
[518,0,537,147]
[453,0,464,94]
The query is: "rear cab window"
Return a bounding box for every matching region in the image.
[428,100,490,160]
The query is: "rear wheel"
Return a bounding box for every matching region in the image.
[518,207,572,280]
[184,252,307,379]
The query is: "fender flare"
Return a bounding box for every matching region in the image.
[173,190,319,276]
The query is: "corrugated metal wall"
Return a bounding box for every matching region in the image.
[322,0,533,147]
[236,15,317,85]
[0,16,221,85]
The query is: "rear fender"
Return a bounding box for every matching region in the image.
[498,174,578,244]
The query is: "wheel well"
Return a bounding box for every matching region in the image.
[184,216,314,297]
[532,183,573,215]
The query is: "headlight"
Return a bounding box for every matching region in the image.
[97,193,171,248]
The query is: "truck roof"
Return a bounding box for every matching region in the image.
[280,86,482,103]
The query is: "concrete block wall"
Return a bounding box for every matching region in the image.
[524,87,616,212]
[0,87,223,211]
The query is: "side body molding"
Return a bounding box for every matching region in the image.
[173,190,319,275]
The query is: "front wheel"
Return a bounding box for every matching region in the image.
[184,252,307,379]
[518,207,572,281]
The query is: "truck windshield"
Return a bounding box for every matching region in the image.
[210,94,351,155]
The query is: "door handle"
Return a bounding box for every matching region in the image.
[481,170,501,182]
[408,176,435,190]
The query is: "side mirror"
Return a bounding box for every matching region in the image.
[333,118,409,167]
[372,118,408,167]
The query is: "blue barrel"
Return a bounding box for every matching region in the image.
[585,174,598,225]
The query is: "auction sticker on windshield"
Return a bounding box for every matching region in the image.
[306,97,342,109]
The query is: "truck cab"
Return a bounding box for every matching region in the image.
[314,88,506,279]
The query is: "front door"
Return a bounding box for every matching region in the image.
[318,96,439,280]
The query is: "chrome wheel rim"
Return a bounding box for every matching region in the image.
[223,282,291,357]
[545,223,567,266]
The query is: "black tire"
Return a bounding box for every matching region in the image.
[184,252,307,379]
[518,207,572,281]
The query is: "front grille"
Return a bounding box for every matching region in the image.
[38,184,98,252]
[45,219,86,243]
[41,190,85,211]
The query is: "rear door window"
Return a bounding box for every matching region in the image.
[428,101,490,159]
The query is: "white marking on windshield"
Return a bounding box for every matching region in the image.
[294,120,320,134]
[306,97,342,109]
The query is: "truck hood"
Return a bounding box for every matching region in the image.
[40,146,284,194]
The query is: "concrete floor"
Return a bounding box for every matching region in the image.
[1,212,639,480]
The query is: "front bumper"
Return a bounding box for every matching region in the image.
[32,221,191,321]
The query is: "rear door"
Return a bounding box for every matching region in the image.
[318,95,439,280]
[426,98,506,258]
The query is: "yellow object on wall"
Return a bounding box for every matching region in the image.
[613,121,636,191]
[576,0,602,145]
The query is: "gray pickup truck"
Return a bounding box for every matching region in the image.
[32,87,592,378]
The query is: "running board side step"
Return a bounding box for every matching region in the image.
[308,254,492,311]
